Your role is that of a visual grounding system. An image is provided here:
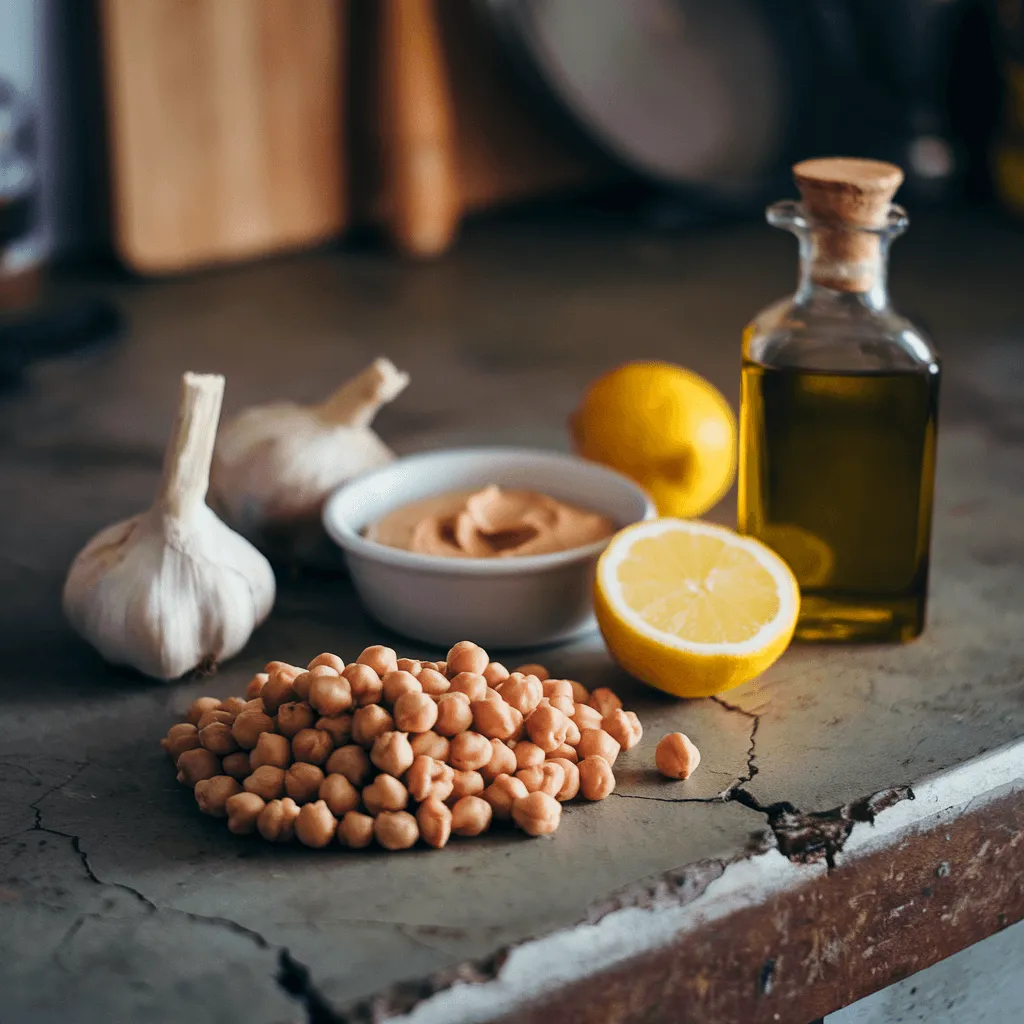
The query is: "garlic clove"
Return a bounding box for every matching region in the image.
[63,373,276,681]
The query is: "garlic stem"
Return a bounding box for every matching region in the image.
[157,372,225,520]
[317,357,410,428]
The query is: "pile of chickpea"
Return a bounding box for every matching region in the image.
[162,640,699,850]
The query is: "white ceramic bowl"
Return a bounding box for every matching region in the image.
[322,447,655,649]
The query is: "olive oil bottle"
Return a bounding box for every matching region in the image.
[739,159,940,643]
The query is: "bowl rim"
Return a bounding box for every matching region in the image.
[322,446,656,576]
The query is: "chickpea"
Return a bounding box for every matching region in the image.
[451,795,492,836]
[579,755,615,800]
[447,641,489,677]
[325,744,372,787]
[357,645,398,677]
[588,687,622,718]
[435,661,448,676]
[382,670,423,705]
[264,660,301,678]
[316,714,353,747]
[548,757,580,801]
[514,742,546,771]
[370,731,415,776]
[497,675,543,717]
[435,692,473,737]
[176,748,221,787]
[276,701,316,739]
[655,732,701,780]
[577,729,621,766]
[352,705,395,748]
[308,676,352,718]
[295,800,337,848]
[257,797,301,843]
[226,792,265,834]
[338,810,376,848]
[319,773,360,817]
[197,709,234,730]
[162,723,201,761]
[374,810,419,851]
[405,755,454,803]
[564,719,581,747]
[186,696,221,725]
[343,663,383,707]
[483,774,529,821]
[396,658,422,676]
[516,762,565,799]
[449,769,484,801]
[291,671,314,701]
[542,679,574,702]
[285,762,325,804]
[604,710,643,752]
[568,680,590,704]
[221,751,252,781]
[416,797,452,849]
[245,673,269,700]
[548,744,578,764]
[261,674,297,716]
[571,702,604,732]
[513,663,548,681]
[231,711,275,751]
[470,697,518,740]
[219,697,248,716]
[481,738,517,783]
[526,704,570,753]
[448,672,487,702]
[241,698,265,714]
[483,662,510,686]
[549,695,575,719]
[244,764,287,800]
[308,652,345,674]
[512,791,562,836]
[194,775,242,816]
[417,668,450,697]
[250,732,291,770]
[394,691,439,733]
[410,731,450,761]
[292,728,333,766]
[448,731,492,772]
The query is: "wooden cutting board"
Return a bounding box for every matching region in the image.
[101,0,347,275]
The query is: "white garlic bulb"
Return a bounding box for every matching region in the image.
[210,357,409,566]
[63,373,276,680]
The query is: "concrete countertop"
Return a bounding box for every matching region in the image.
[2,208,1023,1024]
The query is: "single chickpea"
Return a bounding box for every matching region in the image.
[343,663,384,707]
[257,797,300,843]
[405,755,455,803]
[548,757,580,801]
[325,744,372,787]
[540,679,572,701]
[250,732,291,771]
[370,731,415,776]
[382,670,423,705]
[410,731,450,761]
[435,692,473,737]
[231,710,276,750]
[588,687,622,718]
[261,673,298,715]
[417,668,450,697]
[564,720,581,747]
[568,680,590,704]
[577,729,621,766]
[186,696,221,725]
[194,775,242,816]
[571,703,604,732]
[374,810,419,851]
[319,773,360,817]
[245,673,269,700]
[291,728,333,766]
[276,701,316,739]
[352,705,395,748]
[549,695,575,719]
[244,764,287,800]
[295,800,337,848]
[604,710,643,752]
[308,652,345,674]
[291,671,314,702]
[357,645,398,677]
[241,698,265,714]
[219,697,248,716]
[309,675,353,717]
[316,714,353,747]
[448,672,487,702]
[337,810,375,849]
[264,660,301,677]
[449,769,485,801]
[451,795,492,836]
[416,797,453,849]
[394,691,439,733]
[512,791,562,836]
[162,723,201,761]
[516,762,565,799]
[497,675,543,717]
[448,731,492,772]
[285,762,325,804]
[221,751,252,781]
[226,792,265,834]
[197,709,235,731]
[446,641,489,677]
[470,697,518,740]
[480,739,517,782]
[655,732,701,780]
[435,661,448,676]
[526,704,570,753]
[396,658,423,676]
[514,741,546,771]
[514,663,549,681]
[483,774,530,820]
[483,661,510,686]
[578,755,616,800]
[176,748,221,787]
[548,744,578,764]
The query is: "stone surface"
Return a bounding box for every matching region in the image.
[1,207,1023,1022]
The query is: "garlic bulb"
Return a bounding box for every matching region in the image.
[210,357,410,566]
[63,373,276,680]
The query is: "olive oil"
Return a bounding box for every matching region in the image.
[739,362,939,642]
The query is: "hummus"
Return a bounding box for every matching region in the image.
[366,485,615,558]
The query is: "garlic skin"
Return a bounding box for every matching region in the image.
[210,357,409,565]
[63,373,276,681]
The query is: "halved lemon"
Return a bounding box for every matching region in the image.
[594,519,799,698]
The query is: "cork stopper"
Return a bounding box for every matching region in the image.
[793,157,904,292]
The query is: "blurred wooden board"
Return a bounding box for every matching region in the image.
[101,0,347,275]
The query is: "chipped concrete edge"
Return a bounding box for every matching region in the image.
[334,738,1024,1024]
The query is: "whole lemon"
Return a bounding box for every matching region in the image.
[570,361,736,518]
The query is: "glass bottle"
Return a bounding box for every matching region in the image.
[738,158,940,643]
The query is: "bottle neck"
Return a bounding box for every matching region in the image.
[795,228,891,312]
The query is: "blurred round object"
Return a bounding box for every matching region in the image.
[480,0,787,199]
